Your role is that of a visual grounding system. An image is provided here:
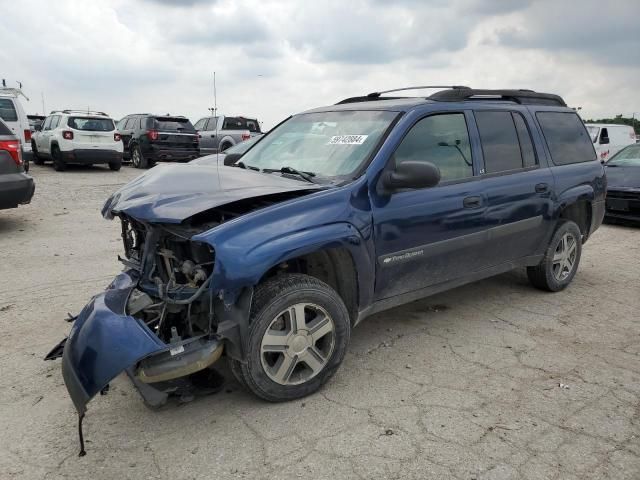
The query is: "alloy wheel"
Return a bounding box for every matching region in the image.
[132,148,140,168]
[260,303,336,386]
[552,232,577,281]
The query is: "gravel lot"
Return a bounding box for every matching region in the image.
[1,163,639,480]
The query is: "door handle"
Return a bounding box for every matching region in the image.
[463,196,482,208]
[535,183,549,193]
[210,134,216,138]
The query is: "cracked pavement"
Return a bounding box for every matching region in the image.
[1,164,639,479]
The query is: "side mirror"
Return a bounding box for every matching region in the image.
[223,152,242,166]
[380,160,441,193]
[600,136,610,145]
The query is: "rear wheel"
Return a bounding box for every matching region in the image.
[230,274,350,402]
[131,145,149,169]
[51,146,66,171]
[32,142,45,165]
[527,220,582,292]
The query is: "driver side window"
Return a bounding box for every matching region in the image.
[394,113,473,182]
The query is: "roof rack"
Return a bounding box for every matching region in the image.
[0,87,29,101]
[429,88,566,107]
[53,109,109,116]
[336,86,567,107]
[336,85,470,105]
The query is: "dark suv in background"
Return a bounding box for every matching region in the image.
[117,114,199,168]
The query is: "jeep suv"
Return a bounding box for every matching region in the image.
[31,110,123,171]
[117,114,199,168]
[48,87,605,451]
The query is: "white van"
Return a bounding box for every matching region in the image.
[0,88,33,171]
[585,123,636,162]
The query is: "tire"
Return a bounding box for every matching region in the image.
[230,274,350,402]
[23,155,29,172]
[131,145,149,169]
[32,142,45,165]
[109,160,122,171]
[51,146,66,171]
[527,220,582,292]
[220,142,232,152]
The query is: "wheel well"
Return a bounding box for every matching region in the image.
[559,200,592,241]
[260,248,359,324]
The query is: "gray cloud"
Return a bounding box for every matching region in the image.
[494,0,640,66]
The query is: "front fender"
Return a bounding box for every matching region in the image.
[198,222,374,309]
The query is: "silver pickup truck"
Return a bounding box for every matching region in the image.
[194,115,262,155]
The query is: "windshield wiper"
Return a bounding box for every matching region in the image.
[264,166,317,183]
[232,161,260,171]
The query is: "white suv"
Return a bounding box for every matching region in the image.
[0,87,33,172]
[32,110,123,171]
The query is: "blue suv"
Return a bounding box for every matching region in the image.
[49,87,605,448]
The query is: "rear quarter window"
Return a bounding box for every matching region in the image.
[536,112,596,165]
[0,98,18,122]
[0,120,12,135]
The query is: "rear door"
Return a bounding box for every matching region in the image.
[151,116,198,150]
[67,116,117,150]
[118,116,137,156]
[372,111,491,300]
[473,109,555,263]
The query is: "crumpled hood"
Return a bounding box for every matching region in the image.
[605,165,640,190]
[102,164,323,223]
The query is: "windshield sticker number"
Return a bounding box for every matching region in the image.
[328,135,368,145]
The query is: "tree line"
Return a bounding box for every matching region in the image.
[583,115,639,134]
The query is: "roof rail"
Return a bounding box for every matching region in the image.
[429,88,567,107]
[57,109,109,116]
[336,85,470,105]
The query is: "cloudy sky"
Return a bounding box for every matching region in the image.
[1,0,639,128]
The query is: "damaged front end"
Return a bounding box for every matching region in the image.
[49,215,240,455]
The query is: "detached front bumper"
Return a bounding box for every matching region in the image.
[61,271,166,414]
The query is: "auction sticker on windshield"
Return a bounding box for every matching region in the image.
[328,135,368,145]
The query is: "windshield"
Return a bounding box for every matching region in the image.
[239,110,397,179]
[586,126,599,143]
[226,135,260,155]
[68,116,115,131]
[607,144,640,166]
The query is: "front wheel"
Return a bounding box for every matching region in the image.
[109,160,122,171]
[230,274,350,402]
[32,142,45,165]
[527,220,582,292]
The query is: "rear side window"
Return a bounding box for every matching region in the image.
[536,112,596,165]
[513,113,537,168]
[124,117,137,129]
[475,111,523,173]
[68,116,115,131]
[152,117,195,132]
[394,113,473,182]
[0,98,18,122]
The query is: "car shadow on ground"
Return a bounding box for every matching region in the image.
[29,163,116,174]
[0,214,31,233]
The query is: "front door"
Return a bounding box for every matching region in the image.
[372,111,489,301]
[199,117,219,155]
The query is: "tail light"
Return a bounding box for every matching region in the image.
[147,130,159,141]
[62,131,74,140]
[24,129,31,142]
[241,132,251,141]
[114,133,121,141]
[0,139,22,166]
[193,134,199,143]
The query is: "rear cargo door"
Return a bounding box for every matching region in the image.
[152,117,199,150]
[68,116,117,150]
